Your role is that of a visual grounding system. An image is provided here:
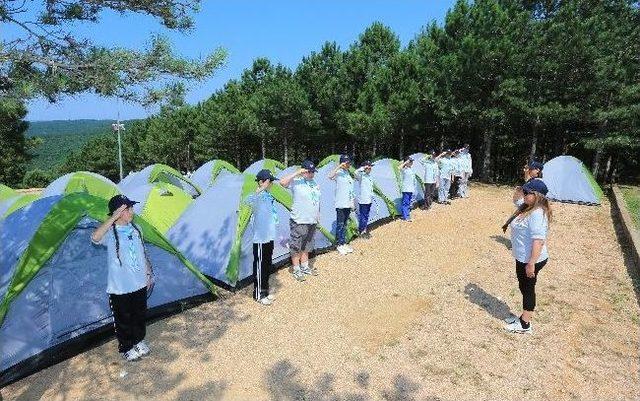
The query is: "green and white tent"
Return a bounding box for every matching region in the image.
[544,156,603,205]
[120,182,194,235]
[0,185,39,219]
[190,159,241,189]
[0,193,215,386]
[168,173,334,287]
[243,158,286,176]
[120,164,202,197]
[41,171,120,200]
[0,184,17,201]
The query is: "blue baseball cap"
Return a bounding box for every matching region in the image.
[528,161,544,171]
[522,179,548,196]
[361,160,374,167]
[301,159,317,172]
[108,194,138,216]
[255,169,278,182]
[339,154,351,164]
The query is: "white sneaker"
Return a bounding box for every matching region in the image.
[121,348,142,362]
[505,318,532,334]
[258,297,273,306]
[267,293,276,301]
[292,269,306,281]
[504,314,519,324]
[337,245,349,255]
[134,340,150,356]
[344,244,354,253]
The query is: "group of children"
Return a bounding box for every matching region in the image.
[250,148,474,306]
[92,148,475,362]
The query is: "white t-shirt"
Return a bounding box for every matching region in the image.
[401,167,415,193]
[421,159,439,184]
[92,223,147,295]
[245,191,278,244]
[334,169,355,209]
[356,168,374,205]
[438,158,452,180]
[290,177,321,224]
[462,152,473,174]
[510,208,549,263]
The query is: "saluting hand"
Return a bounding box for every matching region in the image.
[110,205,128,223]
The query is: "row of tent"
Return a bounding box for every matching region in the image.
[0,154,602,385]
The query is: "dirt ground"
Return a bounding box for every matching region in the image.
[5,183,640,401]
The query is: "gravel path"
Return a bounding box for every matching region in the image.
[5,184,640,401]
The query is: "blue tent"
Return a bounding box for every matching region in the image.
[544,156,603,205]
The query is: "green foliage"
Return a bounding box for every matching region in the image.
[620,185,640,230]
[21,168,54,188]
[0,99,36,186]
[58,1,640,184]
[1,1,227,105]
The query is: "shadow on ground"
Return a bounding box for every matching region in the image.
[489,235,511,250]
[7,291,245,401]
[264,359,444,401]
[463,283,514,321]
[609,198,640,308]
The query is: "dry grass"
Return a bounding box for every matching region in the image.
[4,184,640,401]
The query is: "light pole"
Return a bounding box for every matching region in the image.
[111,120,125,181]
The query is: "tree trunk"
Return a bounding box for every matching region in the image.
[480,130,493,182]
[261,136,266,159]
[372,139,377,158]
[604,154,612,184]
[592,115,610,181]
[283,136,289,166]
[592,147,603,180]
[399,128,405,160]
[530,116,540,161]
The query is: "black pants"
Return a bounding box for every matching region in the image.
[450,176,461,198]
[109,287,147,353]
[335,208,351,245]
[253,241,274,300]
[516,259,547,311]
[424,183,436,209]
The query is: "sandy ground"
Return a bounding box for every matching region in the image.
[4,184,640,401]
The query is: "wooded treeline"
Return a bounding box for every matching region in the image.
[6,0,640,186]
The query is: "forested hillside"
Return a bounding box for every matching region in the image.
[27,120,111,171]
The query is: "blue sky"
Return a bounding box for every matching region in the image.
[22,1,456,121]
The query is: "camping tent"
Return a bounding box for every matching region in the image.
[41,171,120,200]
[543,156,603,205]
[368,158,425,213]
[190,160,240,189]
[0,193,40,220]
[0,184,39,219]
[0,193,214,386]
[168,173,334,287]
[119,164,202,197]
[0,184,17,201]
[243,159,286,176]
[317,155,398,232]
[277,165,299,180]
[120,182,194,234]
